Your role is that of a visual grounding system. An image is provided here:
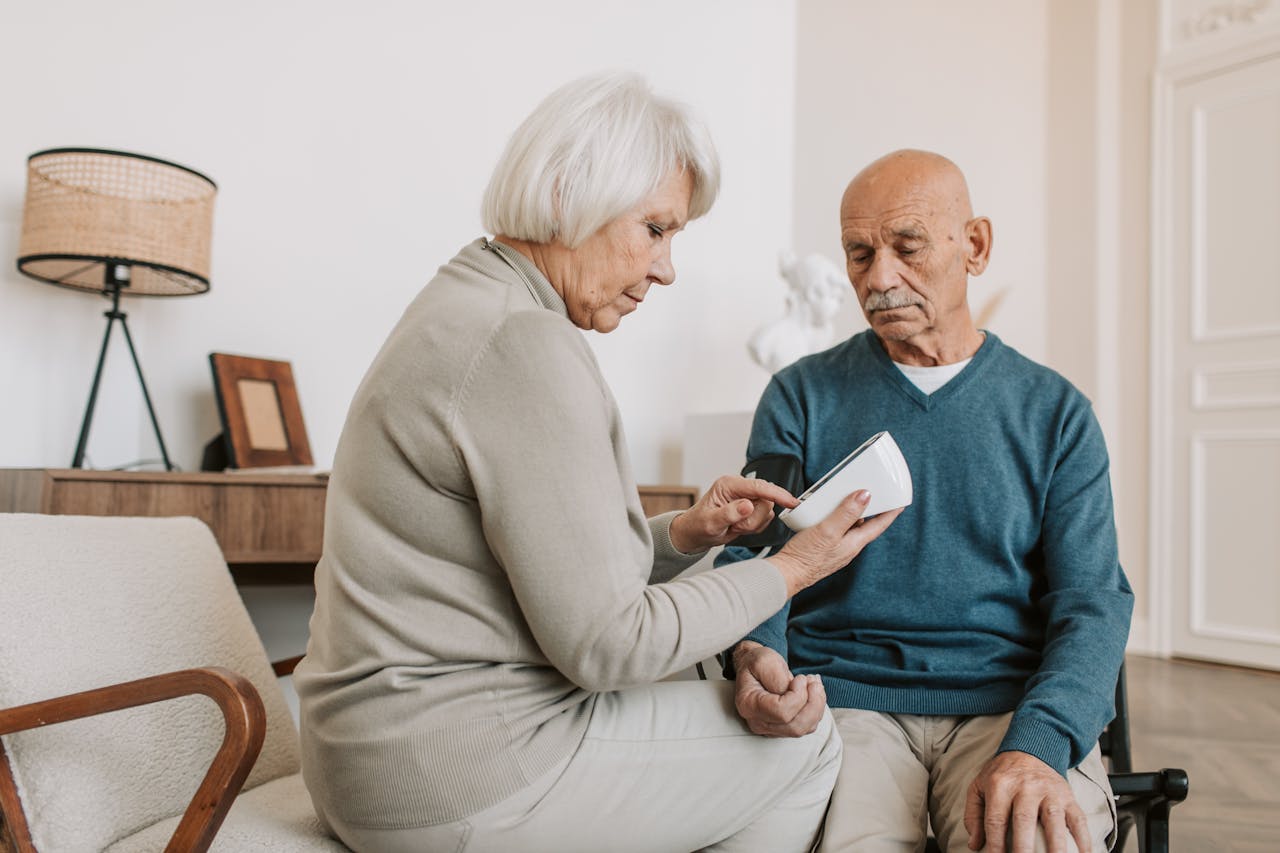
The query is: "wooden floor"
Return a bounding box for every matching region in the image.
[1120,654,1280,852]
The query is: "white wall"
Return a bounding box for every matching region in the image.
[1040,0,1160,651]
[0,0,797,486]
[791,0,1049,361]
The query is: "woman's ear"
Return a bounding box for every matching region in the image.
[964,216,993,276]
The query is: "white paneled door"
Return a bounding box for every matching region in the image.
[1157,45,1280,670]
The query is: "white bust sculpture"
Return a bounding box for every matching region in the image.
[748,250,848,374]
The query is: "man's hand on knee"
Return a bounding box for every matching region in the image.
[963,750,1091,853]
[731,641,826,738]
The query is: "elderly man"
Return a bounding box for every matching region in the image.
[718,149,1132,853]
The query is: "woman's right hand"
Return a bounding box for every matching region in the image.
[765,491,903,598]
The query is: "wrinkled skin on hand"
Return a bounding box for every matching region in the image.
[667,475,798,554]
[732,642,827,738]
[964,750,1092,853]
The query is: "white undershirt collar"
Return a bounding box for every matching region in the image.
[892,357,972,395]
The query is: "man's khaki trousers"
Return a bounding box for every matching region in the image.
[818,709,1117,853]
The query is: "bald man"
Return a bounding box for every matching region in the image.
[718,151,1132,853]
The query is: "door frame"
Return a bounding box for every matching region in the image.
[1149,29,1280,659]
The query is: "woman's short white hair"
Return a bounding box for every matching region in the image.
[482,71,720,248]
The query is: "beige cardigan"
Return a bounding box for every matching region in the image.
[294,238,786,829]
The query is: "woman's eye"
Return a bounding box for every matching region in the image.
[899,248,918,257]
[646,222,665,238]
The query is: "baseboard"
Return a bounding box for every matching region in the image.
[1126,614,1157,656]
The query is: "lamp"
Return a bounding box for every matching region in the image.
[16,148,217,470]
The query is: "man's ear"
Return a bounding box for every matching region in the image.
[964,216,993,276]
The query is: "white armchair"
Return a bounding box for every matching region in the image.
[0,514,346,852]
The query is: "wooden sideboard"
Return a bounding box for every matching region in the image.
[0,469,330,584]
[0,468,698,584]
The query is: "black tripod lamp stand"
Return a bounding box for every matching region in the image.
[16,148,217,470]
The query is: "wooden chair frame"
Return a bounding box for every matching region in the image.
[0,667,265,853]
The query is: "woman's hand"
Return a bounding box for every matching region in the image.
[667,475,799,554]
[767,491,902,598]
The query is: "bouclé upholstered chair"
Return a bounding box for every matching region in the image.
[0,514,347,852]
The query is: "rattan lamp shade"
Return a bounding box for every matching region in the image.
[17,148,217,296]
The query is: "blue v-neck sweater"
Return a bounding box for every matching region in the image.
[718,331,1133,774]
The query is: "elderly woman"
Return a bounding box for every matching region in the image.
[295,72,898,853]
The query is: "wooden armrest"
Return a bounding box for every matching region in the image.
[272,655,304,677]
[0,667,266,853]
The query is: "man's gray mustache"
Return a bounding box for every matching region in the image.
[863,291,921,311]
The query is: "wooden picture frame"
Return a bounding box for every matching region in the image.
[208,353,313,469]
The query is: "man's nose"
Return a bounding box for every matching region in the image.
[864,253,898,291]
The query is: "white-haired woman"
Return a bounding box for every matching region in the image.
[295,72,898,853]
